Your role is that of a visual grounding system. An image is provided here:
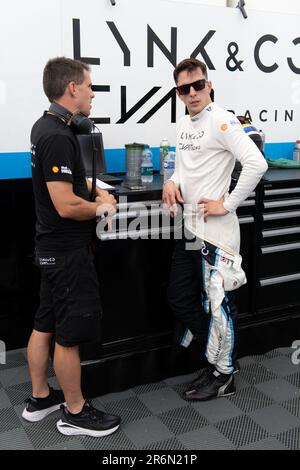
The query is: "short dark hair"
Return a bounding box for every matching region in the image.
[43,57,90,102]
[173,58,208,83]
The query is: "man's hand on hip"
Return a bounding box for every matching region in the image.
[198,197,229,222]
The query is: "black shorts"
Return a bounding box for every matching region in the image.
[34,246,102,347]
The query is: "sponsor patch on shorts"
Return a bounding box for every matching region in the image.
[38,257,56,266]
[61,165,72,175]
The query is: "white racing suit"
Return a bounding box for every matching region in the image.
[167,102,266,375]
[168,238,246,375]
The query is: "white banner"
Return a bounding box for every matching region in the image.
[0,0,299,153]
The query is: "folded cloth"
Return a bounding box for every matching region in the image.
[266,158,300,169]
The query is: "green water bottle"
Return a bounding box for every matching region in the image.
[159,138,170,175]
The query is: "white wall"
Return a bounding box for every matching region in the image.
[1,0,299,163]
[228,0,300,15]
[170,0,300,15]
[169,0,225,5]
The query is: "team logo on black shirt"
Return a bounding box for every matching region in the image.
[52,166,59,174]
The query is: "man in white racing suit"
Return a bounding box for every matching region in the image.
[163,58,268,401]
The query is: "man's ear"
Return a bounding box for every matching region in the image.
[67,81,77,97]
[206,80,212,92]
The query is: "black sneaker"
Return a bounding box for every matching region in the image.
[22,386,65,422]
[183,369,235,401]
[186,366,212,392]
[56,400,121,437]
[186,360,240,392]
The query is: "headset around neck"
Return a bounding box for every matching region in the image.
[48,102,94,135]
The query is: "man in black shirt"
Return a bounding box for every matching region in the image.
[22,57,121,437]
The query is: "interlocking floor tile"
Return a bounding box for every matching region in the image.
[215,414,268,447]
[284,371,300,389]
[123,416,173,447]
[239,362,278,384]
[255,379,300,402]
[170,382,189,396]
[280,396,300,419]
[133,382,168,395]
[0,428,34,450]
[0,407,22,433]
[0,388,11,409]
[0,351,27,370]
[163,371,198,386]
[159,405,209,435]
[277,426,300,450]
[97,389,136,405]
[237,356,257,367]
[191,396,243,423]
[260,355,300,378]
[233,374,253,390]
[177,425,235,450]
[238,436,287,450]
[24,426,70,449]
[138,387,187,414]
[0,348,299,450]
[227,386,273,413]
[141,436,186,450]
[0,366,31,387]
[252,349,283,363]
[6,382,32,406]
[275,347,295,358]
[40,439,86,450]
[79,429,137,450]
[249,404,300,434]
[101,396,152,424]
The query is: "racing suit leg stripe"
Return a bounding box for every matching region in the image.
[220,303,234,370]
[229,316,235,367]
[204,245,235,374]
[214,294,235,373]
[204,258,217,363]
[225,293,235,368]
[207,247,222,364]
[202,258,210,314]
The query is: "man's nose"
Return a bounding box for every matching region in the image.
[189,86,197,95]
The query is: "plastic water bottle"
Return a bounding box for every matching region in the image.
[163,151,175,182]
[293,140,300,163]
[160,138,170,175]
[141,148,153,183]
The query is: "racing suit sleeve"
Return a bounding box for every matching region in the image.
[215,116,268,213]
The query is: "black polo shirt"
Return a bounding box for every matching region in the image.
[31,112,94,252]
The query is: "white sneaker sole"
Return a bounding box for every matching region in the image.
[22,402,66,422]
[217,390,235,398]
[56,420,120,437]
[217,378,235,398]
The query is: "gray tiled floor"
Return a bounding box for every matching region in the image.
[0,347,299,450]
